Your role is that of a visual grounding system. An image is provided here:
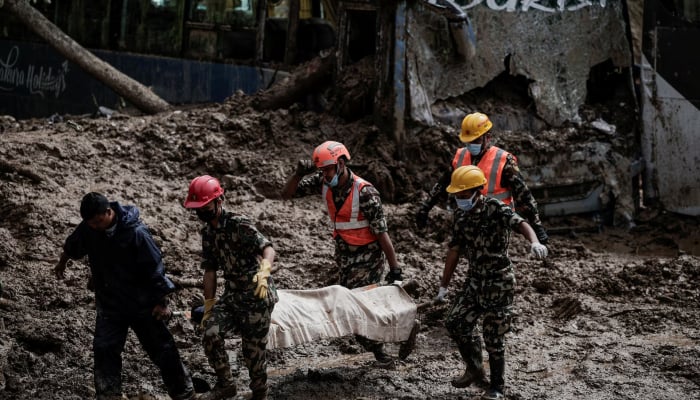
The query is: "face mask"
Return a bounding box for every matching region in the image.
[104,223,117,237]
[467,143,482,156]
[456,191,478,212]
[196,206,217,223]
[324,164,342,187]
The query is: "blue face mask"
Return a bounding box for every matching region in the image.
[455,191,478,211]
[467,143,482,156]
[324,164,341,187]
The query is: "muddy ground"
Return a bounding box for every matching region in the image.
[0,87,699,400]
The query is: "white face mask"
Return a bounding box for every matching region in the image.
[455,191,478,211]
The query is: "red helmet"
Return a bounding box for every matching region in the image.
[183,175,224,208]
[312,141,351,168]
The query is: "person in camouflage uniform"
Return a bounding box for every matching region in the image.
[281,140,407,366]
[183,175,277,400]
[416,112,549,245]
[434,166,548,400]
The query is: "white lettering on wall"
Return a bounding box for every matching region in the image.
[459,0,607,12]
[0,46,68,98]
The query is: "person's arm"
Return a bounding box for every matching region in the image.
[54,252,71,280]
[134,225,176,303]
[440,246,460,289]
[515,220,548,259]
[416,168,452,228]
[55,224,89,279]
[502,155,549,244]
[434,245,460,301]
[376,232,399,269]
[203,269,217,300]
[262,245,277,273]
[281,159,317,199]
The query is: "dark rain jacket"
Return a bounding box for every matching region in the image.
[62,202,175,316]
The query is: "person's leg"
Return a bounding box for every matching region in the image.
[481,307,512,399]
[336,240,391,364]
[131,316,194,400]
[202,304,237,396]
[240,300,273,399]
[446,286,487,388]
[93,312,129,399]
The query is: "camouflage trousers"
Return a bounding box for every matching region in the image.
[445,276,514,355]
[334,238,387,353]
[334,238,385,289]
[202,291,274,392]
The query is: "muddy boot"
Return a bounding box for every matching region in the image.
[452,341,488,388]
[399,319,421,360]
[251,386,269,400]
[482,354,505,400]
[373,347,395,369]
[196,368,237,400]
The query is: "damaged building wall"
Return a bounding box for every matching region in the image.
[406,1,631,127]
[639,0,700,216]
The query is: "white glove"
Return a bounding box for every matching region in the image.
[530,243,548,259]
[434,286,448,302]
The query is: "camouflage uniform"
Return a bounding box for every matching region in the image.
[296,169,389,288]
[445,196,525,391]
[200,209,277,394]
[296,169,389,352]
[424,146,543,227]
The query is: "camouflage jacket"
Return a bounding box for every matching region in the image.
[449,196,525,282]
[200,208,273,302]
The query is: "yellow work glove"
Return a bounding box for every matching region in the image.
[252,259,271,299]
[200,298,216,329]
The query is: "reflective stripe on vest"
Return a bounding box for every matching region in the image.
[322,175,377,245]
[451,146,513,205]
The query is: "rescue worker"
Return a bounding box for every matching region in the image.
[281,140,407,366]
[54,192,195,400]
[183,175,277,400]
[416,112,549,245]
[434,166,548,400]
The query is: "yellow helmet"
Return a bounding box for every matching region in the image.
[446,165,487,193]
[459,112,493,143]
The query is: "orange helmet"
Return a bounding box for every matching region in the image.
[460,112,493,143]
[183,175,224,208]
[312,141,351,168]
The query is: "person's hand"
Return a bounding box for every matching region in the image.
[54,260,68,280]
[253,259,272,299]
[434,286,448,302]
[415,203,431,229]
[152,303,172,321]
[295,159,316,177]
[200,298,216,330]
[530,243,548,259]
[385,267,404,284]
[533,224,549,245]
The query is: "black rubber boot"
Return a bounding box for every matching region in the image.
[452,341,488,388]
[482,353,505,400]
[399,319,421,360]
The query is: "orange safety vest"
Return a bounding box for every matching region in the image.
[322,175,378,246]
[451,146,514,205]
